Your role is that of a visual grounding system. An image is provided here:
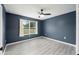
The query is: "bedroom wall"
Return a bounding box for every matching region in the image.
[6,13,42,44]
[6,11,76,44]
[43,11,76,44]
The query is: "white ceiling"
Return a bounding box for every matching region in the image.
[4,4,76,20]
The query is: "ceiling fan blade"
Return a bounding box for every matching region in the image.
[43,13,51,15]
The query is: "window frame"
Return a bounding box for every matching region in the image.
[19,19,38,37]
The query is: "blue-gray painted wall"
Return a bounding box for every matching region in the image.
[6,11,76,44]
[43,11,76,44]
[6,13,43,44]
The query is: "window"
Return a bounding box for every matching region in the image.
[20,19,38,36]
[20,19,29,36]
[30,21,38,34]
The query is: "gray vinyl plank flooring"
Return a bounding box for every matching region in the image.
[4,37,76,55]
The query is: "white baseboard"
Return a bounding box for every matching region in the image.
[6,36,42,46]
[43,36,75,47]
[6,36,75,47]
[6,39,30,46]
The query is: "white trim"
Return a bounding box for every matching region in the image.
[0,4,3,48]
[76,4,79,54]
[6,39,31,46]
[43,36,75,47]
[6,36,41,46]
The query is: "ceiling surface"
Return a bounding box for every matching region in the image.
[4,4,76,20]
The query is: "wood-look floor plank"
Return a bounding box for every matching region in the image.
[4,37,76,55]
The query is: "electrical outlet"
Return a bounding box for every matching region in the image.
[64,36,66,39]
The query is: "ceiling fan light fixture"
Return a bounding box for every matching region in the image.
[40,14,44,17]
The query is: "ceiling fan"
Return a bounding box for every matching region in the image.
[38,9,51,18]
